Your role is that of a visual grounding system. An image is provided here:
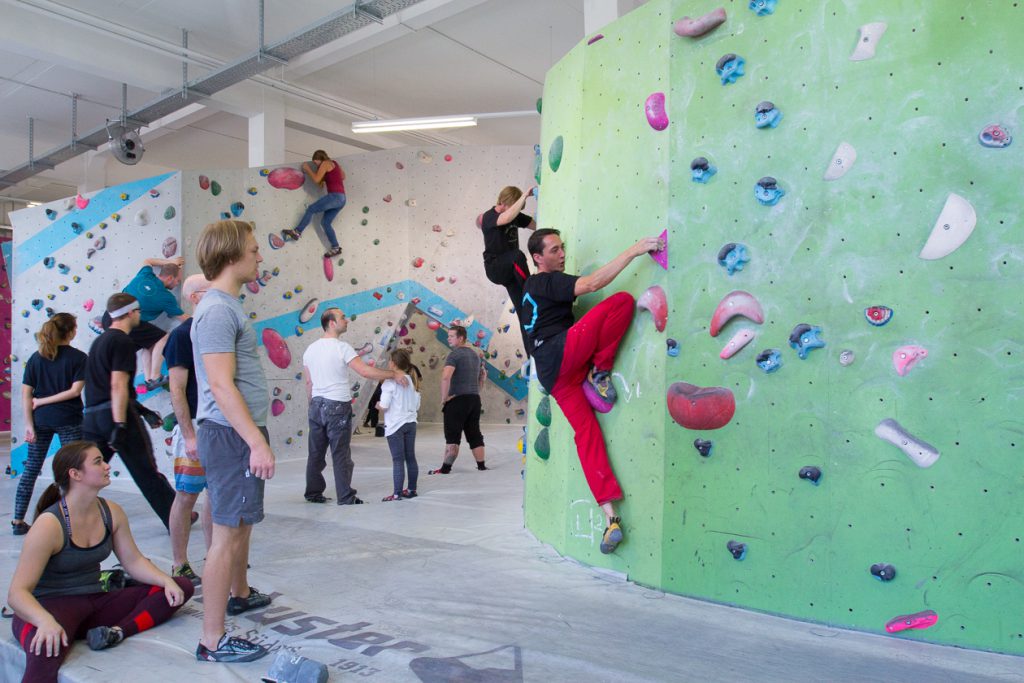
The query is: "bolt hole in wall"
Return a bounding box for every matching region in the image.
[523,0,1024,656]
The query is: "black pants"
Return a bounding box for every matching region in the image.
[442,394,485,448]
[483,250,531,355]
[83,404,175,529]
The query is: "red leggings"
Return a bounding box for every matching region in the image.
[550,292,635,505]
[12,577,194,683]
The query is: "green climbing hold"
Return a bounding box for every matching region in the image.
[373,239,380,245]
[162,414,178,432]
[362,206,370,214]
[210,180,222,196]
[533,152,542,185]
[164,206,176,220]
[548,136,563,173]
[536,396,552,427]
[361,219,368,226]
[534,427,550,460]
[350,278,358,285]
[536,97,542,114]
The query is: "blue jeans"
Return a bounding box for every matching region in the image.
[386,422,418,494]
[306,397,356,503]
[294,192,346,248]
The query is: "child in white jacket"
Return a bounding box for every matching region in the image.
[377,349,421,501]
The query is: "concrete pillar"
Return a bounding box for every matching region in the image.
[248,95,286,168]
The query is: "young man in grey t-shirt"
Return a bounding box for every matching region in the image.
[429,325,488,475]
[190,220,272,663]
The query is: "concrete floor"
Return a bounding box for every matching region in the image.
[2,424,1022,682]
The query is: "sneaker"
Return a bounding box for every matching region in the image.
[226,587,272,616]
[337,497,364,506]
[600,518,623,555]
[585,367,617,405]
[11,520,29,536]
[196,633,268,663]
[305,494,331,504]
[324,245,342,257]
[400,489,417,499]
[87,625,124,651]
[281,229,300,242]
[172,562,201,585]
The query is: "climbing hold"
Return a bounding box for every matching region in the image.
[428,305,444,318]
[717,243,749,275]
[666,338,680,357]
[268,233,285,250]
[582,381,614,414]
[720,329,755,359]
[72,276,81,283]
[667,382,736,430]
[162,237,178,258]
[534,427,550,460]
[298,299,319,324]
[535,98,542,114]
[644,92,669,131]
[875,418,940,468]
[395,162,404,170]
[444,154,453,162]
[412,257,424,268]
[548,135,564,173]
[755,176,785,206]
[871,563,896,582]
[43,257,55,269]
[788,324,825,359]
[426,319,441,331]
[727,540,747,560]
[164,206,176,220]
[647,231,671,270]
[45,208,57,220]
[71,222,83,235]
[798,466,821,484]
[294,325,304,337]
[636,286,668,332]
[259,169,270,177]
[373,239,381,246]
[850,22,887,62]
[322,256,334,282]
[892,345,927,376]
[690,157,717,184]
[282,292,293,300]
[85,265,94,272]
[673,7,726,38]
[230,202,244,217]
[448,275,456,283]
[709,290,764,337]
[418,151,432,163]
[978,124,1011,148]
[119,192,129,201]
[755,349,782,373]
[247,187,258,196]
[355,342,373,357]
[350,278,358,285]
[838,349,855,366]
[532,144,542,185]
[823,142,857,180]
[754,101,782,128]
[210,181,222,196]
[135,210,149,226]
[98,222,107,229]
[864,305,893,326]
[587,33,604,45]
[693,439,713,457]
[266,167,304,190]
[716,53,745,85]
[919,193,976,260]
[110,213,121,222]
[75,194,89,209]
[749,0,777,16]
[57,263,69,275]
[536,396,552,427]
[885,610,937,634]
[31,299,43,310]
[199,175,210,190]
[245,281,260,295]
[382,194,392,203]
[83,299,94,312]
[261,329,292,369]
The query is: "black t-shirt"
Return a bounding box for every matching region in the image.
[23,346,88,428]
[481,208,533,256]
[521,272,579,392]
[84,329,137,407]
[163,318,197,416]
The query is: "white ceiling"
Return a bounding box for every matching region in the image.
[0,0,647,205]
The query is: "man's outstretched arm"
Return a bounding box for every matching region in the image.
[574,236,663,296]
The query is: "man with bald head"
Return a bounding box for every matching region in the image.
[164,274,213,583]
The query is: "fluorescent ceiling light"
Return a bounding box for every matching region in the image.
[351,115,478,134]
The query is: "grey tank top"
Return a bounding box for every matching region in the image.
[32,498,113,598]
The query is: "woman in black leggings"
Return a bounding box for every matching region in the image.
[15,313,87,536]
[6,441,193,682]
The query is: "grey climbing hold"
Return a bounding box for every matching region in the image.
[874,418,940,468]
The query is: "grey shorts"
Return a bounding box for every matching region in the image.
[197,421,269,527]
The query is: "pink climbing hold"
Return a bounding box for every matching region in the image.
[650,229,669,270]
[412,257,425,268]
[427,320,442,331]
[667,382,736,430]
[673,7,727,38]
[433,224,443,233]
[198,175,210,190]
[271,399,286,417]
[396,162,404,170]
[709,290,764,337]
[83,299,94,312]
[645,92,669,131]
[885,610,938,634]
[583,382,614,414]
[75,194,89,210]
[444,154,453,162]
[476,330,486,340]
[383,194,392,203]
[719,329,755,359]
[323,256,334,282]
[267,167,305,190]
[587,34,605,45]
[261,329,292,369]
[162,237,178,258]
[246,280,260,294]
[448,276,457,284]
[636,286,668,332]
[893,345,928,376]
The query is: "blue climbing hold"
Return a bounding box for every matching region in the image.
[717,243,750,275]
[749,0,778,16]
[754,101,783,128]
[871,563,896,582]
[691,157,717,184]
[788,324,825,359]
[798,466,822,485]
[230,201,245,217]
[716,54,745,85]
[756,348,782,373]
[667,338,680,357]
[727,540,747,560]
[755,177,785,206]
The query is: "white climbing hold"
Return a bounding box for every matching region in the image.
[874,418,940,468]
[135,209,149,226]
[823,142,857,181]
[919,193,976,260]
[850,22,887,61]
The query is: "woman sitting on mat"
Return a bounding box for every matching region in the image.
[7,441,194,682]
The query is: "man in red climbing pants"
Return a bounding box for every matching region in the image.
[521,228,663,554]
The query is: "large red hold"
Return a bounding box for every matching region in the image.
[261,328,292,369]
[266,167,305,190]
[667,382,736,430]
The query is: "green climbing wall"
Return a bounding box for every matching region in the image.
[524,0,1024,655]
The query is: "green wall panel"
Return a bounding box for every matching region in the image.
[526,0,1024,655]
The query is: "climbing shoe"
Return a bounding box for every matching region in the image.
[600,517,623,555]
[585,367,617,405]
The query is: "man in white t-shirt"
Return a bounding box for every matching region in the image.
[302,307,405,505]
